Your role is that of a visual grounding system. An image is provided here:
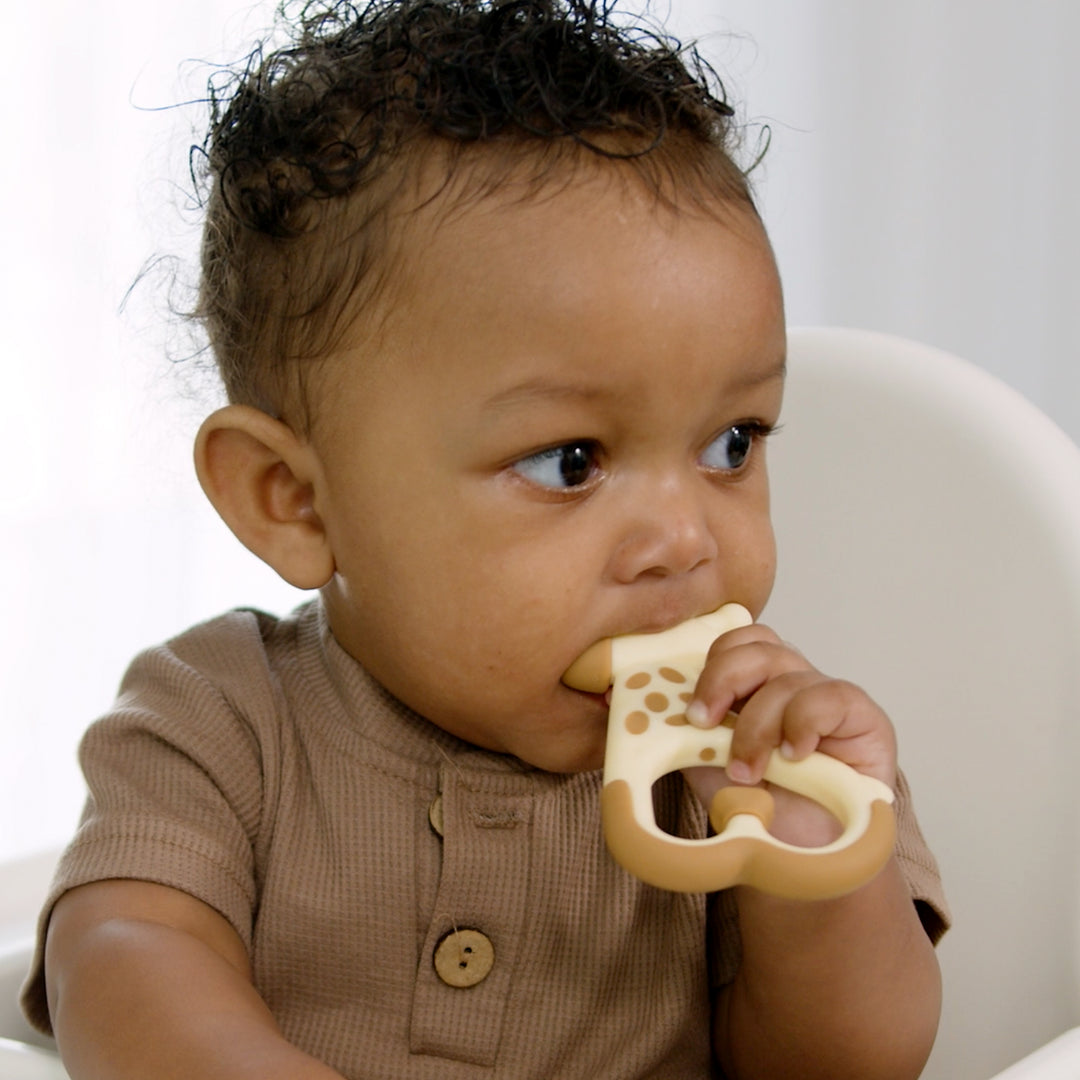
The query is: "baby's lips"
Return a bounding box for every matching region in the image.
[562,638,613,693]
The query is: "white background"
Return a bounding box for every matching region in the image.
[2,0,1078,861]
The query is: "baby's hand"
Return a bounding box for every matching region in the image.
[682,623,897,844]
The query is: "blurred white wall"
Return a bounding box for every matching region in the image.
[674,0,1080,438]
[1,0,308,860]
[2,1,1077,866]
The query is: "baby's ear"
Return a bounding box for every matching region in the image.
[194,406,335,590]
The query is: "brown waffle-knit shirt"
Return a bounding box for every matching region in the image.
[22,601,948,1078]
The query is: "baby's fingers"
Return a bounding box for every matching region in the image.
[734,678,897,787]
[725,670,824,784]
[686,627,810,728]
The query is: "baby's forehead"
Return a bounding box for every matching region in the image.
[379,142,763,285]
[310,160,780,416]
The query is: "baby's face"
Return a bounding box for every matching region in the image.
[310,171,785,772]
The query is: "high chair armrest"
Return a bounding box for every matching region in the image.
[0,1038,68,1080]
[987,1028,1080,1079]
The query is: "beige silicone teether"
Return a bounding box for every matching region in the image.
[563,604,896,899]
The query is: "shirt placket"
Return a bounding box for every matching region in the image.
[409,767,534,1066]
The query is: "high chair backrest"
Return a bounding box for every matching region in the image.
[765,327,1080,1080]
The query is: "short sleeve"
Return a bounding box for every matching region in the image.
[20,611,280,1035]
[893,768,951,945]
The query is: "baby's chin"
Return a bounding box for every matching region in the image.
[521,697,610,773]
[427,688,609,773]
[509,732,607,775]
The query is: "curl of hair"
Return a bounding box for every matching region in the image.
[194,0,754,423]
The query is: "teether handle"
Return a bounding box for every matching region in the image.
[602,772,896,899]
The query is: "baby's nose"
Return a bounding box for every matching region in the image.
[608,475,719,582]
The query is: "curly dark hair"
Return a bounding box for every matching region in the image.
[195,0,756,425]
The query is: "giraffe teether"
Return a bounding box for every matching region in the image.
[563,604,896,898]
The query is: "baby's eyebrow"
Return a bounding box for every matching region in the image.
[482,378,613,413]
[730,355,787,391]
[482,354,786,415]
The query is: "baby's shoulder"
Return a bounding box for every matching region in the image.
[164,601,312,666]
[115,600,322,731]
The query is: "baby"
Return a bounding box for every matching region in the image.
[23,1,948,1077]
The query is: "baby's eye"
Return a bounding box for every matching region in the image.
[700,423,768,472]
[512,441,601,489]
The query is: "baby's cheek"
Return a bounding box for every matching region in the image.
[744,547,777,619]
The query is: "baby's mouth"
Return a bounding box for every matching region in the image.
[568,686,612,709]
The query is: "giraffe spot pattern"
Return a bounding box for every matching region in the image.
[659,667,687,684]
[699,748,717,762]
[615,664,696,736]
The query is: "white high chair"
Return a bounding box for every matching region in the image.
[0,849,67,1078]
[766,327,1080,1080]
[3,327,1080,1080]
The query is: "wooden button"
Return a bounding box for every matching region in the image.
[428,795,444,837]
[433,929,494,988]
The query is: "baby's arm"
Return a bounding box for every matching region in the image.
[687,625,942,1080]
[46,880,346,1080]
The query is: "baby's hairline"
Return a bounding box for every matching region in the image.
[192,0,761,428]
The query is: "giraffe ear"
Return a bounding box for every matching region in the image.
[561,639,612,692]
[194,405,336,590]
